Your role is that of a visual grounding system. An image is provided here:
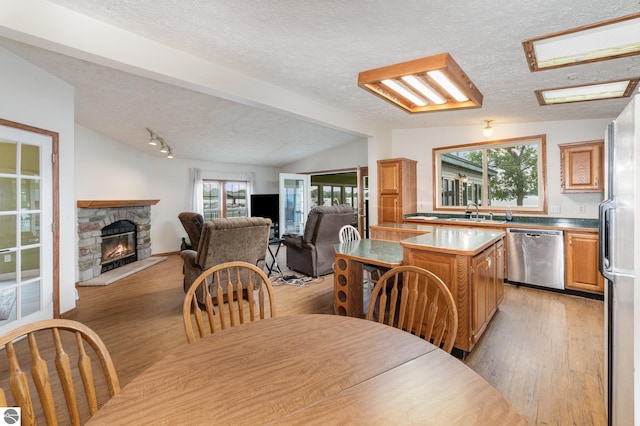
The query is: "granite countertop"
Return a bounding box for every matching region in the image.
[373,223,505,255]
[405,213,598,230]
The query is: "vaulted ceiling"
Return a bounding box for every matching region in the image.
[0,1,638,166]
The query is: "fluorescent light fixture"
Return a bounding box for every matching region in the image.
[535,79,639,105]
[381,79,427,106]
[401,75,446,104]
[523,12,640,71]
[358,53,483,113]
[426,70,469,102]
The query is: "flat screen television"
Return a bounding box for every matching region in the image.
[250,194,279,225]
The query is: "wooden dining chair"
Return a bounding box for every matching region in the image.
[0,319,120,426]
[366,265,459,353]
[183,261,276,343]
[338,225,378,293]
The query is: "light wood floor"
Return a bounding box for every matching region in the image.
[64,253,606,425]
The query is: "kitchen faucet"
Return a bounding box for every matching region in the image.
[466,202,479,220]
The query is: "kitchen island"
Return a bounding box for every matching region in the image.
[335,223,505,353]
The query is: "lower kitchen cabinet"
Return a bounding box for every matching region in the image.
[565,231,604,294]
[471,244,497,345]
[404,238,504,353]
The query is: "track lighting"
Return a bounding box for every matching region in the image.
[482,120,494,137]
[145,128,174,159]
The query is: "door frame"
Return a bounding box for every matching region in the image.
[278,173,311,237]
[0,118,59,318]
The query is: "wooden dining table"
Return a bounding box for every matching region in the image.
[87,314,525,425]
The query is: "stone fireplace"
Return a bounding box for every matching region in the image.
[77,200,158,282]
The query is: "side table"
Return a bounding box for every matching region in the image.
[267,238,284,278]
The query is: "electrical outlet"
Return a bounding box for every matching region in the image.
[3,254,11,263]
[550,205,561,214]
[578,205,586,214]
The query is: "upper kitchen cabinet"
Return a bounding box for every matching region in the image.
[378,158,416,223]
[559,140,604,193]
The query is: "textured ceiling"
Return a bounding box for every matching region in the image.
[1,0,639,166]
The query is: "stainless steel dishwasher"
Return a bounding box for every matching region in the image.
[506,228,565,290]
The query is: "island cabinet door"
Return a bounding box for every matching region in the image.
[495,239,505,304]
[471,245,496,345]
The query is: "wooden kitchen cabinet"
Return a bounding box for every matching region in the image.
[404,238,504,352]
[378,158,416,223]
[471,244,498,345]
[565,231,604,294]
[559,140,604,193]
[495,239,505,304]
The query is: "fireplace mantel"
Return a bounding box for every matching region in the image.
[77,199,159,208]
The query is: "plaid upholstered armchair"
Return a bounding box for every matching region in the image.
[180,217,272,305]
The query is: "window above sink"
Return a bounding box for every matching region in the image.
[433,135,548,214]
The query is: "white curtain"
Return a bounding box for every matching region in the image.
[189,168,203,214]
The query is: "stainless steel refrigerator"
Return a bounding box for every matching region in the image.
[599,94,639,426]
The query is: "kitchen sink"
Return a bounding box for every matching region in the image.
[445,218,507,224]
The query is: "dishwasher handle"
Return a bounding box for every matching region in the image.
[507,228,563,238]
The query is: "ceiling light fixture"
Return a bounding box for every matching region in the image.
[147,127,159,146]
[523,12,640,72]
[535,78,640,105]
[358,53,483,113]
[482,120,494,137]
[145,127,174,159]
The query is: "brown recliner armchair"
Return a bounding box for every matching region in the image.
[283,204,354,277]
[180,217,272,305]
[178,212,204,250]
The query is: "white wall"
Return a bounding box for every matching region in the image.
[391,119,611,219]
[74,125,282,255]
[282,139,368,173]
[0,47,76,314]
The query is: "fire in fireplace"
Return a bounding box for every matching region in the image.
[101,220,137,273]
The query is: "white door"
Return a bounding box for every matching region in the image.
[279,173,310,237]
[0,124,53,334]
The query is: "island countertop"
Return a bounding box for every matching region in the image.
[373,223,505,256]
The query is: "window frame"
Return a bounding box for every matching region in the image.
[432,134,547,214]
[202,179,249,221]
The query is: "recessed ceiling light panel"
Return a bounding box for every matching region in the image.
[523,12,640,72]
[358,53,483,113]
[535,79,640,105]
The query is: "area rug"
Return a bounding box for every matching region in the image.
[0,288,17,320]
[79,256,167,286]
[270,273,322,287]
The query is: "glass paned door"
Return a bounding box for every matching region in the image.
[279,173,310,237]
[0,125,52,334]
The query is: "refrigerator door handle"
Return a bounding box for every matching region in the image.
[598,199,615,280]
